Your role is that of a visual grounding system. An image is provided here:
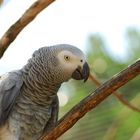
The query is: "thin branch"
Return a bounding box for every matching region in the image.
[0,0,3,6]
[113,92,140,112]
[89,73,140,112]
[103,94,140,140]
[0,0,55,58]
[40,59,140,140]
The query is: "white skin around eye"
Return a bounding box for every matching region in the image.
[57,51,86,71]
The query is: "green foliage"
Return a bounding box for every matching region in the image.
[60,28,140,140]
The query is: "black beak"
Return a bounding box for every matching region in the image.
[72,62,90,82]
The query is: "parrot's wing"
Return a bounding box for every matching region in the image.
[0,71,23,126]
[43,96,59,133]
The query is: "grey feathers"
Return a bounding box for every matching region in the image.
[0,44,89,140]
[0,71,23,126]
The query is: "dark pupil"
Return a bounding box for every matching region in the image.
[66,56,69,59]
[80,59,83,62]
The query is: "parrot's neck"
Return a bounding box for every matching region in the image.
[21,63,61,106]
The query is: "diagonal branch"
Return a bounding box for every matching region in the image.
[0,0,55,58]
[89,73,140,112]
[40,59,140,140]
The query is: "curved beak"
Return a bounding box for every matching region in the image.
[72,62,90,82]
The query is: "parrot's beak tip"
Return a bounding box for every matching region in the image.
[72,62,90,82]
[83,62,90,82]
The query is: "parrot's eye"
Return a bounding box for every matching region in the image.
[64,55,70,61]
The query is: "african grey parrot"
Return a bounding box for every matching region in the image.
[0,44,89,140]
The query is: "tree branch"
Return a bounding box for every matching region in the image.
[103,94,140,140]
[89,72,140,112]
[113,92,140,112]
[40,59,140,140]
[0,0,55,58]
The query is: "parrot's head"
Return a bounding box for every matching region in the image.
[31,44,90,84]
[53,44,90,83]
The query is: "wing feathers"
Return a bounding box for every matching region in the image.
[0,71,23,126]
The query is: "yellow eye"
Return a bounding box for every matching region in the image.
[64,55,70,61]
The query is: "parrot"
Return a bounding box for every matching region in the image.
[0,44,90,140]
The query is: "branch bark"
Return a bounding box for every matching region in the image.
[89,73,140,112]
[0,0,55,58]
[40,59,140,140]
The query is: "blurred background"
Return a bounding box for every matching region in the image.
[0,0,140,140]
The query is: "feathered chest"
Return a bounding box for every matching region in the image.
[8,91,55,140]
